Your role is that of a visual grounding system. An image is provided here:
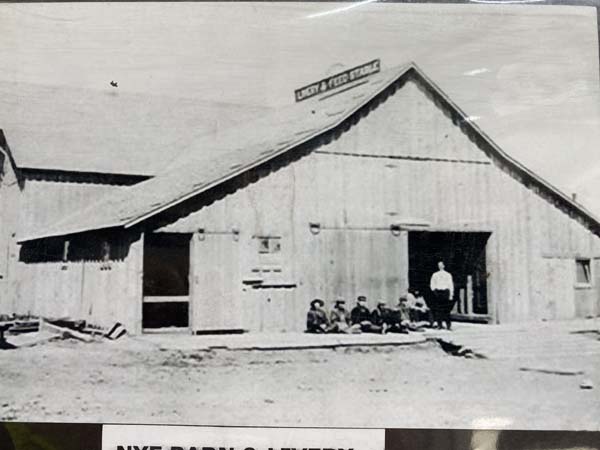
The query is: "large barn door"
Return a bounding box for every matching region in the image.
[408,231,491,321]
[301,228,408,312]
[190,232,243,333]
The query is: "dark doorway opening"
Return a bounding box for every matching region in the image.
[142,302,189,329]
[408,231,490,318]
[142,232,191,330]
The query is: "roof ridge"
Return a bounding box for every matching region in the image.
[18,63,412,241]
[18,62,600,241]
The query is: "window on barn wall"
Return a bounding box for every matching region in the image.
[575,259,592,286]
[257,236,281,254]
[252,236,284,283]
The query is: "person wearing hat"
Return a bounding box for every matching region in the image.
[330,299,361,334]
[398,295,411,323]
[375,299,409,334]
[370,300,391,334]
[350,296,382,333]
[306,299,331,333]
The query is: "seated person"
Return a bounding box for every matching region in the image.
[376,300,409,334]
[407,288,433,326]
[350,296,382,333]
[330,300,362,334]
[370,300,389,333]
[397,296,424,332]
[306,299,331,333]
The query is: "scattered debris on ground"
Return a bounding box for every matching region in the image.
[0,316,127,350]
[519,366,585,376]
[0,324,16,350]
[434,338,486,359]
[106,323,127,340]
[0,317,40,334]
[40,320,96,343]
[572,329,600,341]
[6,330,62,349]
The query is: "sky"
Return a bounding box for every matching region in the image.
[1,2,599,213]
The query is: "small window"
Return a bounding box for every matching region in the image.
[258,238,270,254]
[575,259,592,286]
[271,239,281,253]
[257,237,281,254]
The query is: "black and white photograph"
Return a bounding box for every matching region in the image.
[1,0,600,430]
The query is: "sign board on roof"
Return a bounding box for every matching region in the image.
[294,59,381,102]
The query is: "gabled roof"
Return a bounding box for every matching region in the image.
[0,80,270,176]
[18,62,600,242]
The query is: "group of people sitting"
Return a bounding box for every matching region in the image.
[306,290,432,334]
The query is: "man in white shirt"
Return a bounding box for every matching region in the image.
[430,261,454,330]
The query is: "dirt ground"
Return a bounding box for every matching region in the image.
[1,333,599,430]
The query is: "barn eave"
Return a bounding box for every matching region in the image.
[16,62,600,242]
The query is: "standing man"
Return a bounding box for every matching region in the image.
[429,261,455,330]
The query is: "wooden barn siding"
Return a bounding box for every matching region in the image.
[0,156,21,314]
[191,232,244,331]
[19,177,129,238]
[14,234,144,332]
[3,174,141,324]
[158,78,600,330]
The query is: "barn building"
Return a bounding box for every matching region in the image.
[1,62,599,335]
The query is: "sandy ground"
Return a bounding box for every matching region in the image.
[1,332,599,430]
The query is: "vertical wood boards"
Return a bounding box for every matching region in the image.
[82,236,143,332]
[19,179,126,238]
[542,258,576,320]
[0,156,21,314]
[249,287,298,332]
[4,176,131,317]
[157,76,600,326]
[190,233,243,331]
[574,285,597,319]
[14,234,143,331]
[293,228,408,318]
[594,259,600,317]
[10,76,600,329]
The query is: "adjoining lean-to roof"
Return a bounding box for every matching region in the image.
[17,62,600,242]
[0,80,270,176]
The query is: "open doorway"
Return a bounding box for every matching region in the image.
[408,231,490,319]
[142,232,191,330]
